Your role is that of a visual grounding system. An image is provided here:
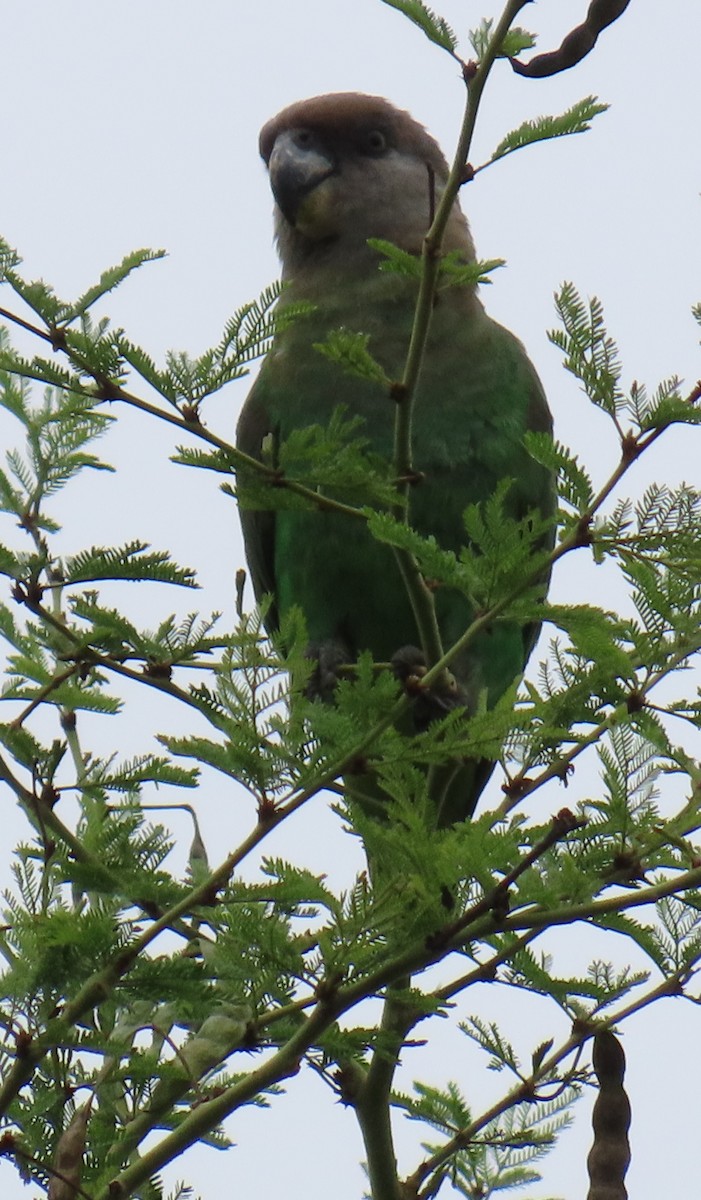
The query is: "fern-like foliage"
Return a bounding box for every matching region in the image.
[1,185,700,1200]
[65,542,197,588]
[550,283,624,418]
[380,0,457,52]
[368,239,505,291]
[0,241,165,327]
[490,96,608,166]
[0,366,113,527]
[313,328,391,386]
[120,281,313,408]
[470,18,536,60]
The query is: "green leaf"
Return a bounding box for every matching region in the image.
[437,253,505,290]
[85,755,199,793]
[368,238,423,279]
[491,97,608,165]
[524,432,594,512]
[171,445,238,475]
[550,284,624,418]
[313,328,391,386]
[274,405,394,506]
[0,721,54,772]
[64,542,198,588]
[369,240,504,291]
[3,675,122,716]
[0,235,21,280]
[470,18,536,61]
[0,346,90,395]
[380,0,457,52]
[499,26,537,58]
[0,544,20,577]
[123,282,314,409]
[59,249,166,322]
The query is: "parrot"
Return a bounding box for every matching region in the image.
[236,93,555,827]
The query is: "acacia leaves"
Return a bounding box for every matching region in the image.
[1,245,700,1200]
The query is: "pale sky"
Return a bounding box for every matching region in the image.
[1,2,700,1198]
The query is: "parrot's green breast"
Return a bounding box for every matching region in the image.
[237,276,553,713]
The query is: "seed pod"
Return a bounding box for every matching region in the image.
[510,0,631,78]
[586,1031,631,1200]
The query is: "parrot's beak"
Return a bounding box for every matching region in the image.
[268,130,337,238]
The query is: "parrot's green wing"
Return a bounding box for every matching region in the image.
[237,287,554,823]
[236,387,279,625]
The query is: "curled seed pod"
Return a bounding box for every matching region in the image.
[587,1031,631,1200]
[511,0,631,78]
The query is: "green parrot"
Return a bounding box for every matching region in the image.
[236,94,554,825]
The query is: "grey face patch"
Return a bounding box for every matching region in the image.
[268,130,335,225]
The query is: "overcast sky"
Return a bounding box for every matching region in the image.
[1,2,700,1198]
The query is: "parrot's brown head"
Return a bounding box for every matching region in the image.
[259,93,474,275]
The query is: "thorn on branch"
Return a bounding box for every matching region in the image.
[11,579,45,607]
[196,882,221,908]
[48,325,68,353]
[555,762,575,787]
[257,795,277,825]
[552,807,583,837]
[620,431,640,464]
[180,402,202,425]
[662,976,686,997]
[345,754,371,777]
[609,849,645,883]
[490,887,511,923]
[93,379,121,402]
[39,783,59,810]
[574,514,593,548]
[501,773,532,802]
[241,1022,261,1051]
[510,0,631,79]
[18,509,38,534]
[400,469,426,488]
[315,971,344,1005]
[15,1029,33,1058]
[333,1062,364,1106]
[390,380,409,404]
[572,1015,598,1041]
[143,660,173,681]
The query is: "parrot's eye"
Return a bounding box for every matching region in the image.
[292,128,315,151]
[362,129,388,156]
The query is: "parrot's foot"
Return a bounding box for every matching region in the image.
[391,645,467,732]
[305,638,352,702]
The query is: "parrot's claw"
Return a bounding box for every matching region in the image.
[392,645,467,731]
[305,639,351,702]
